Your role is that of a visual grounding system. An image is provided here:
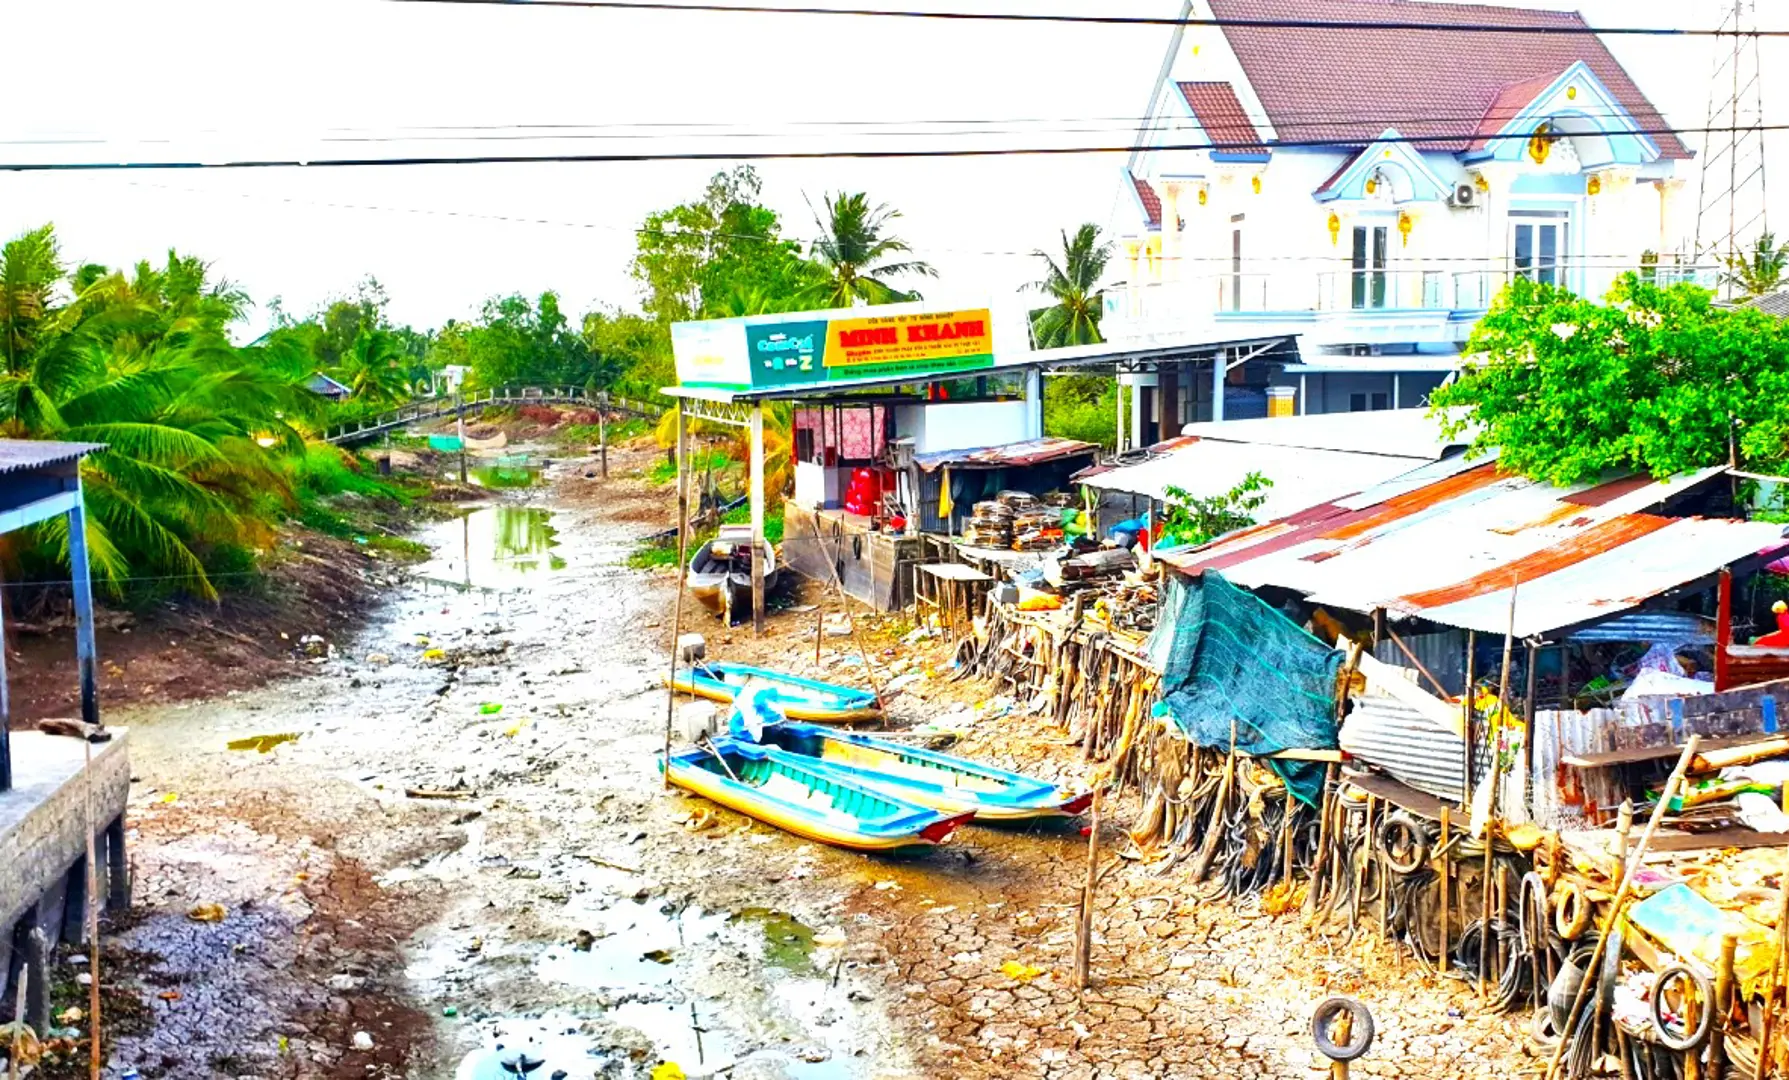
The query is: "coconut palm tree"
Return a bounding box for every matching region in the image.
[805,192,935,308]
[1026,224,1113,349]
[0,224,311,597]
[334,327,413,404]
[1724,231,1788,299]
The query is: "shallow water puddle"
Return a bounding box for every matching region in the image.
[467,456,544,490]
[417,505,567,590]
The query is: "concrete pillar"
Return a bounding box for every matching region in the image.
[1114,375,1126,452]
[1158,364,1180,438]
[1160,183,1183,283]
[61,854,88,944]
[749,402,766,636]
[66,493,99,728]
[1393,372,1402,410]
[1211,351,1227,424]
[1024,369,1043,440]
[14,919,47,1033]
[106,816,129,909]
[1130,380,1146,448]
[0,560,9,793]
[1299,373,1308,416]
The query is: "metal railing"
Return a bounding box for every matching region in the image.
[320,386,668,444]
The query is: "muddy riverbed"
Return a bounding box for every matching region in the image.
[89,445,1535,1080]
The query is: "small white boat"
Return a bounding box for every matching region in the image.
[688,524,778,624]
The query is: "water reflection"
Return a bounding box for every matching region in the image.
[417,506,566,590]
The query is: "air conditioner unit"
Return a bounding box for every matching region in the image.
[1447,183,1477,208]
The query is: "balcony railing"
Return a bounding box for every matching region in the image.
[1111,263,1722,330]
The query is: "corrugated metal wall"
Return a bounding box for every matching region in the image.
[1341,695,1469,803]
[1372,628,1467,697]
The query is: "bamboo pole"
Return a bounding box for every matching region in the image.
[1439,806,1452,975]
[83,738,100,1080]
[1544,735,1704,1080]
[1757,838,1789,1080]
[1193,721,1239,883]
[1075,788,1103,991]
[1709,933,1736,1080]
[1382,619,1448,698]
[9,968,24,1080]
[662,402,690,791]
[1480,581,1519,1002]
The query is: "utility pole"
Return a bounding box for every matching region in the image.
[1693,0,1769,298]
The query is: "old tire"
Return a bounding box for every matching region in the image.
[1376,813,1429,876]
[1650,964,1714,1052]
[1311,996,1375,1062]
[1553,879,1590,941]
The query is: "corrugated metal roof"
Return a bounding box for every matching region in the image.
[0,440,101,476]
[913,436,1098,472]
[1079,437,1426,520]
[1162,460,1789,637]
[1179,408,1471,459]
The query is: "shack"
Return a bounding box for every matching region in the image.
[0,440,129,1037]
[664,301,1106,617]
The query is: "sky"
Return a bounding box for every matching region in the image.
[1,0,1782,338]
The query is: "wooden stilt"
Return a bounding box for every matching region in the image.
[1075,788,1102,991]
[662,402,690,790]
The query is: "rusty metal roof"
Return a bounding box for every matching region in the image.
[914,437,1098,472]
[0,440,101,476]
[1159,456,1789,637]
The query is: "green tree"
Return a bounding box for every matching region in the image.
[805,192,935,308]
[1042,373,1117,448]
[1160,473,1274,546]
[631,167,813,323]
[1724,231,1788,299]
[455,292,614,390]
[582,309,672,399]
[1026,224,1112,349]
[335,327,413,405]
[1432,274,1789,483]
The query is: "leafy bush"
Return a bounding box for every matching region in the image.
[1044,373,1118,448]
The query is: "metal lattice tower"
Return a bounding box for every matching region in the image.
[1693,0,1770,295]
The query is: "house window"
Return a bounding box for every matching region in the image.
[1371,392,1389,410]
[1351,226,1389,310]
[1349,392,1367,412]
[1511,217,1568,286]
[1349,391,1391,412]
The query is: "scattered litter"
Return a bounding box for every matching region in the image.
[442,1005,458,1018]
[883,672,924,695]
[999,960,1046,982]
[812,928,849,948]
[352,1031,375,1051]
[158,990,182,1002]
[226,732,300,753]
[823,614,853,637]
[366,653,391,665]
[422,648,446,662]
[685,808,718,832]
[480,702,504,714]
[405,787,477,800]
[572,929,598,951]
[650,1064,686,1080]
[160,792,179,804]
[186,903,227,923]
[641,948,675,964]
[873,880,902,892]
[56,1006,83,1024]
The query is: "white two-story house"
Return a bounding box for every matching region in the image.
[1105,0,1699,443]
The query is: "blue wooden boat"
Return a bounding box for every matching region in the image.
[666,661,882,724]
[752,721,1093,822]
[661,740,971,852]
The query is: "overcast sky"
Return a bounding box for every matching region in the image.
[1,0,1780,337]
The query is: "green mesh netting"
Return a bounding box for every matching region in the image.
[1145,570,1342,805]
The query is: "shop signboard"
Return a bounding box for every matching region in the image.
[673,305,994,393]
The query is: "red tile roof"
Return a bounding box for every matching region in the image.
[1204,0,1689,159]
[1177,81,1270,155]
[1467,72,1570,151]
[1130,171,1163,226]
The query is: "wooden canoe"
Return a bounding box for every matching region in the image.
[666,662,882,724]
[662,741,971,852]
[755,721,1093,822]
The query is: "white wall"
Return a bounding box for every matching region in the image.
[896,401,1034,455]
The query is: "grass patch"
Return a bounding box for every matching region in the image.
[367,534,432,560]
[561,418,651,447]
[626,505,785,569]
[648,448,733,485]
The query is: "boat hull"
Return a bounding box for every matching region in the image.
[666,662,883,724]
[759,722,1091,821]
[662,742,969,852]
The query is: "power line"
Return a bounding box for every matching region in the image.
[5,120,1778,171]
[380,0,1789,38]
[126,181,1725,267]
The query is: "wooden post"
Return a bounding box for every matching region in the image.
[1329,1006,1353,1080]
[1613,800,1634,887]
[83,738,100,1080]
[1075,788,1102,991]
[597,392,609,479]
[749,402,766,636]
[1481,581,1518,1001]
[1522,640,1538,818]
[0,566,10,793]
[1439,805,1452,975]
[662,402,690,791]
[1716,566,1733,692]
[67,491,99,728]
[1462,630,1476,813]
[1545,736,1704,1080]
[1708,933,1736,1080]
[456,393,468,485]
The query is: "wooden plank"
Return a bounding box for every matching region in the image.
[1266,748,1345,763]
[1565,824,1789,856]
[1341,769,1454,822]
[1561,734,1781,769]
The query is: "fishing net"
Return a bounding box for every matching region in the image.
[1145,570,1343,805]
